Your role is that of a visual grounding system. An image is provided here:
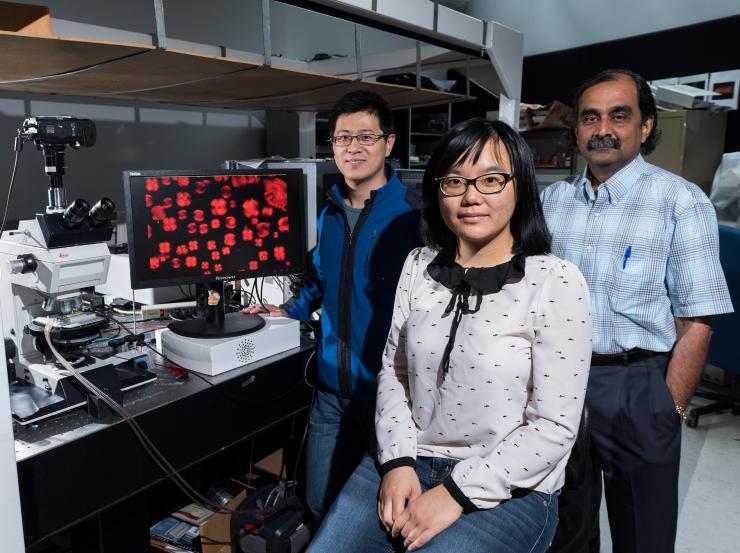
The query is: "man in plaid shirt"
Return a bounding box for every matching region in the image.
[541,69,733,553]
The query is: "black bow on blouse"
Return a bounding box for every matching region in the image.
[427,252,526,380]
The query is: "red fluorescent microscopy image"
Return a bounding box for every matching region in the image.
[210,198,227,216]
[136,173,296,280]
[264,178,287,211]
[151,206,166,221]
[242,199,259,218]
[176,191,191,207]
[256,222,270,238]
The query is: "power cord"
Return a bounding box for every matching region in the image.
[0,131,22,238]
[43,322,228,514]
[95,306,315,407]
[44,321,310,518]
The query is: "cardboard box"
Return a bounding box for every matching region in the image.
[254,448,285,480]
[199,490,248,553]
[0,1,52,36]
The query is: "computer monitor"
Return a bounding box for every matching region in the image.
[228,159,342,251]
[122,168,307,338]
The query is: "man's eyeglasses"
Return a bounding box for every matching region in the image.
[436,172,515,197]
[328,133,388,147]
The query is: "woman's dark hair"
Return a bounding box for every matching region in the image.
[328,90,394,136]
[572,68,659,155]
[421,117,550,260]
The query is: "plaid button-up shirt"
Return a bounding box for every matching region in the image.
[541,154,733,354]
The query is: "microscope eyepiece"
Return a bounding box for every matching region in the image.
[62,198,90,228]
[88,198,116,227]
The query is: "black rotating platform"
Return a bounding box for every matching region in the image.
[169,312,265,338]
[168,281,266,339]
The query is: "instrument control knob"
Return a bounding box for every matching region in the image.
[8,254,37,274]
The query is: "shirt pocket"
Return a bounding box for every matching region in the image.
[607,251,666,318]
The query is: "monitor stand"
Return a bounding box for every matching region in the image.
[161,280,299,375]
[168,281,265,339]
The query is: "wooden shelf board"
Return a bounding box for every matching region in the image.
[0,33,473,111]
[0,31,150,84]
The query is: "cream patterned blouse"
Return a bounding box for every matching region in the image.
[376,247,593,510]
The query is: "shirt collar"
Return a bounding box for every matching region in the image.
[577,154,647,204]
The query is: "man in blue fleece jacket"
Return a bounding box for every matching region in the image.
[243,90,421,523]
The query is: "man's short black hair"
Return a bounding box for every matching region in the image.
[421,117,551,261]
[328,90,394,136]
[572,68,659,155]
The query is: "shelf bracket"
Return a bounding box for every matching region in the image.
[152,0,167,49]
[354,24,363,81]
[260,0,272,67]
[415,41,421,90]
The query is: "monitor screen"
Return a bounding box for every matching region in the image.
[123,169,307,289]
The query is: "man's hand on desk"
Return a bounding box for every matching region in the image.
[242,304,288,317]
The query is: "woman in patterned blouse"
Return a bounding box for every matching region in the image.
[306,118,593,553]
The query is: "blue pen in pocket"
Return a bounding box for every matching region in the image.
[622,245,632,269]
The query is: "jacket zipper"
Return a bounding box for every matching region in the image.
[363,230,377,276]
[336,195,374,397]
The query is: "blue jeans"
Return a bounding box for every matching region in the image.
[307,455,558,553]
[304,389,377,524]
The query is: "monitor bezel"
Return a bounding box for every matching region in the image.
[122,168,308,290]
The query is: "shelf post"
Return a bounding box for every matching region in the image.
[152,0,167,49]
[354,24,363,80]
[415,41,421,90]
[260,0,272,67]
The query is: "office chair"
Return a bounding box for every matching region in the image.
[686,224,740,428]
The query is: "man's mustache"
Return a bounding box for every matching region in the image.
[587,136,621,150]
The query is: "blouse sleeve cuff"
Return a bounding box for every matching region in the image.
[379,456,416,477]
[442,475,479,514]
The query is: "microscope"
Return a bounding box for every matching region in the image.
[0,117,155,424]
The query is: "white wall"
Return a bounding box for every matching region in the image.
[466,0,740,56]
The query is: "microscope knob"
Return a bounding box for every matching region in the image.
[3,338,16,360]
[8,254,37,274]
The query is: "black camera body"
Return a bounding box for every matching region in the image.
[22,116,96,148]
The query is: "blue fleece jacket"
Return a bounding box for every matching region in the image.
[284,168,421,399]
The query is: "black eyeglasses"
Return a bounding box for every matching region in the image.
[435,172,515,197]
[328,133,388,147]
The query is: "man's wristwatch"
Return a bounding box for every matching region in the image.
[675,404,687,425]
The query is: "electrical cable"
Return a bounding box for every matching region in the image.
[0,133,22,238]
[43,322,224,512]
[0,49,152,85]
[95,306,314,407]
[291,384,316,486]
[44,321,305,518]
